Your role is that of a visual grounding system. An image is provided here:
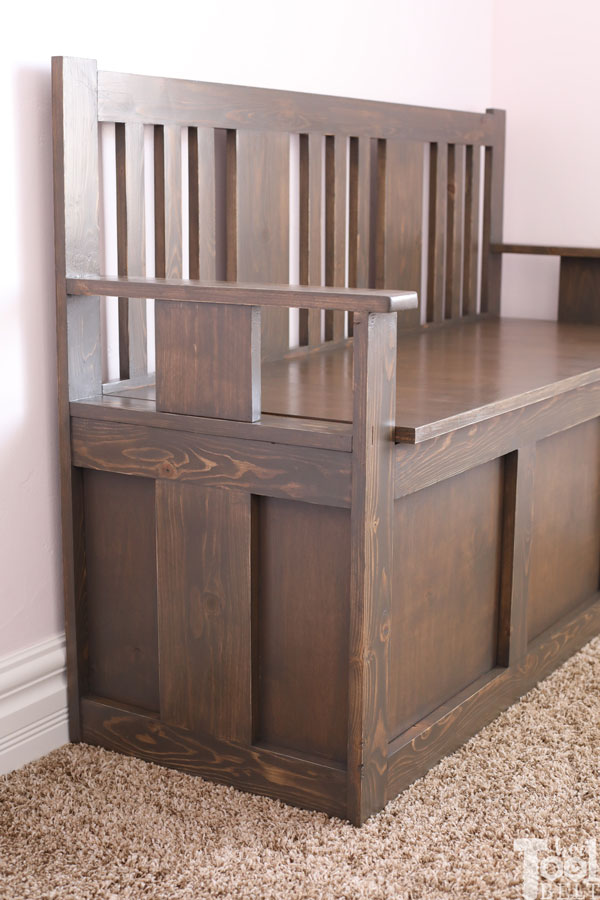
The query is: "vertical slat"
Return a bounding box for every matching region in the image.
[375,139,423,330]
[445,144,465,320]
[347,310,396,824]
[154,124,182,279]
[157,482,252,743]
[325,135,347,341]
[349,136,372,336]
[165,125,183,279]
[116,122,147,379]
[52,56,102,739]
[299,133,323,345]
[188,126,216,281]
[463,145,481,316]
[481,109,506,315]
[498,445,536,667]
[228,130,290,360]
[427,142,448,323]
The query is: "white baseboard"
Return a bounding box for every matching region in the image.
[0,634,69,776]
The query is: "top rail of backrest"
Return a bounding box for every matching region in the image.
[97,69,496,144]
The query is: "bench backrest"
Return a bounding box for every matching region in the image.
[53,57,506,382]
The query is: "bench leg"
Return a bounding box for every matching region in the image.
[347,311,397,824]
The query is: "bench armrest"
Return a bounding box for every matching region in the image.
[66,275,418,314]
[492,243,600,258]
[491,243,600,325]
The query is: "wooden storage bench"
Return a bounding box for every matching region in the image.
[53,57,600,824]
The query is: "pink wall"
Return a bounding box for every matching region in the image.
[492,0,600,318]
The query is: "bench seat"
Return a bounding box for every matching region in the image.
[100,318,600,444]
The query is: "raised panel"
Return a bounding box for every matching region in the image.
[528,418,600,640]
[83,470,159,711]
[255,497,350,762]
[390,459,503,738]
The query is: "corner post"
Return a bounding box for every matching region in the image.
[52,56,102,739]
[347,311,397,824]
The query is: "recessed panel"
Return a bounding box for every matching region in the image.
[84,470,159,711]
[390,459,503,739]
[256,498,350,763]
[528,419,600,641]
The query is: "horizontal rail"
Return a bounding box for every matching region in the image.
[97,69,495,144]
[66,276,419,313]
[492,242,600,258]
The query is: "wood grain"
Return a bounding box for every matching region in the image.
[463,145,481,316]
[375,139,424,330]
[427,142,447,322]
[445,143,465,319]
[231,130,290,360]
[70,394,354,452]
[527,420,600,641]
[157,482,252,742]
[188,126,217,281]
[395,381,600,499]
[492,243,600,258]
[52,56,102,738]
[80,697,347,818]
[390,460,503,738]
[115,121,147,379]
[83,470,159,711]
[71,417,352,508]
[347,311,396,823]
[67,275,418,313]
[387,591,600,799]
[155,300,261,421]
[480,110,505,315]
[348,136,371,294]
[98,70,494,144]
[258,319,600,442]
[256,498,350,762]
[325,135,347,341]
[299,133,323,345]
[558,257,600,324]
[154,124,182,279]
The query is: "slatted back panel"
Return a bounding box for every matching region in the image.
[96,70,505,368]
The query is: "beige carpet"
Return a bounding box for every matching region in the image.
[2,639,600,900]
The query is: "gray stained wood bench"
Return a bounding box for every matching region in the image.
[53,57,600,824]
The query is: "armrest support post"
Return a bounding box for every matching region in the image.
[155,300,261,422]
[558,257,600,325]
[491,243,600,324]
